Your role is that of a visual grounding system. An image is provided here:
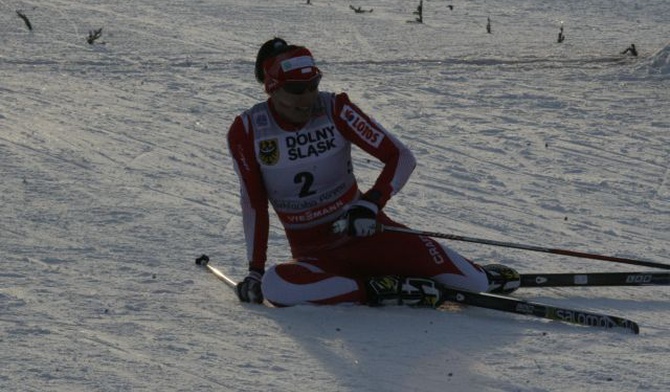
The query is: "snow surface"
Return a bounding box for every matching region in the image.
[1,0,668,391]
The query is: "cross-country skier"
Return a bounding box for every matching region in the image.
[227,37,520,307]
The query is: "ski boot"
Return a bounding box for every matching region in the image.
[366,276,444,308]
[483,264,521,294]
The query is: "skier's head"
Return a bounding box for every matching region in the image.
[255,37,322,124]
[255,37,322,95]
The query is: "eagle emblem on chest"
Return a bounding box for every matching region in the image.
[258,139,280,166]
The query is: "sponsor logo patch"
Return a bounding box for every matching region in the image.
[625,274,653,284]
[254,112,269,128]
[419,236,444,264]
[340,105,384,147]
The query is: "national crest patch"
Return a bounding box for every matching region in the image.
[258,139,280,165]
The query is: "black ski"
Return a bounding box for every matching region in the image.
[520,271,669,287]
[437,285,640,334]
[195,255,640,334]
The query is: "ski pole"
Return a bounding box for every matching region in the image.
[195,254,237,289]
[379,225,670,270]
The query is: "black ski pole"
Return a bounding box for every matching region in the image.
[380,225,670,270]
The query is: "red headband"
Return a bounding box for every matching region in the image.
[263,47,321,93]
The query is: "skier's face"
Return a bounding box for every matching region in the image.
[271,76,320,124]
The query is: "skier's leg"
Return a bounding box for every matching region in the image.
[262,261,362,306]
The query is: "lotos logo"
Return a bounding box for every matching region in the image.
[340,105,384,148]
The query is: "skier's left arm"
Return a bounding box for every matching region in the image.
[333,92,416,209]
[332,93,416,236]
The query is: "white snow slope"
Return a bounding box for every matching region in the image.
[1,1,668,391]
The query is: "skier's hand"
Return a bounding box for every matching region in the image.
[236,270,264,304]
[344,199,379,237]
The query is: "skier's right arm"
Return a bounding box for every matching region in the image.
[227,116,269,303]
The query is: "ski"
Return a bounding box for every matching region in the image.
[520,271,669,287]
[195,255,639,334]
[437,285,640,334]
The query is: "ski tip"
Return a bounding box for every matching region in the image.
[615,319,640,335]
[195,254,210,266]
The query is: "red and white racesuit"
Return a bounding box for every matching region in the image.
[228,91,488,306]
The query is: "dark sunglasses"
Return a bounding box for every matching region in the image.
[282,75,321,95]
